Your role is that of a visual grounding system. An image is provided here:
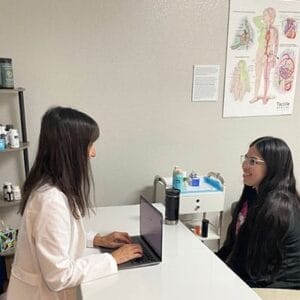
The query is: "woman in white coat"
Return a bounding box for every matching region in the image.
[7,107,143,300]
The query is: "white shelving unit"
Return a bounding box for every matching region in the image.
[0,88,29,258]
[153,174,225,250]
[0,88,29,208]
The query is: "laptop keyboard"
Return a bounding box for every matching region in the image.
[130,243,157,265]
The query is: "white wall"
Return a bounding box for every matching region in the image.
[1,0,300,234]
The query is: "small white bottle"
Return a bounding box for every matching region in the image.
[0,125,6,135]
[9,129,20,148]
[3,182,12,201]
[12,186,21,201]
[6,184,13,201]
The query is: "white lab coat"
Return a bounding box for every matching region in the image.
[6,185,117,300]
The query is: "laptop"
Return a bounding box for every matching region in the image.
[100,196,163,270]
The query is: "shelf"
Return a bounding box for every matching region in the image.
[189,226,220,241]
[0,87,25,94]
[0,247,15,257]
[0,142,29,153]
[0,197,21,208]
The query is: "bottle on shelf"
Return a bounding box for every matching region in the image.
[9,128,20,148]
[0,134,5,152]
[0,58,14,89]
[12,185,21,201]
[3,182,13,201]
[172,166,184,191]
[5,124,13,147]
[201,219,209,238]
[0,87,29,209]
[0,125,7,150]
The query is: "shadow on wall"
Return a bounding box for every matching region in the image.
[140,185,155,203]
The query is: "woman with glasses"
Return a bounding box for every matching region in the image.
[216,136,300,289]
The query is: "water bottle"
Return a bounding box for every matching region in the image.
[165,188,180,225]
[172,166,184,191]
[201,219,209,238]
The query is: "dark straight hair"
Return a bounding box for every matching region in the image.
[250,136,298,198]
[240,190,299,278]
[226,136,300,278]
[19,106,99,219]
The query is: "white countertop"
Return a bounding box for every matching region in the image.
[80,204,261,300]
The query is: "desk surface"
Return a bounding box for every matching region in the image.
[80,204,261,300]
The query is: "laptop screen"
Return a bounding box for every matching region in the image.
[140,196,163,259]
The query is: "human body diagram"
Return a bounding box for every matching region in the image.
[251,7,279,105]
[230,60,250,101]
[276,51,295,92]
[225,1,300,117]
[284,18,296,39]
[231,18,253,50]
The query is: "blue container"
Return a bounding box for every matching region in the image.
[173,173,183,190]
[190,177,200,186]
[0,138,5,152]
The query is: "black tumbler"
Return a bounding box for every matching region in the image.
[201,219,209,238]
[165,188,180,225]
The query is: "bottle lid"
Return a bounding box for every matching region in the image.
[189,171,198,178]
[5,124,13,131]
[0,58,12,63]
[166,188,180,197]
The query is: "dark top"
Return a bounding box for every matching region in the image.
[217,193,300,289]
[216,187,258,262]
[238,208,300,289]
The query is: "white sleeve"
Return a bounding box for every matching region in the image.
[86,230,98,248]
[32,192,117,292]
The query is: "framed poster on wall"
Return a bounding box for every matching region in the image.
[223,0,300,117]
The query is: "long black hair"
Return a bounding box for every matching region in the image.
[252,136,298,198]
[240,190,299,279]
[225,137,300,279]
[19,106,99,219]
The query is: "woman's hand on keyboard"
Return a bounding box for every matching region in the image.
[111,243,143,264]
[93,231,132,248]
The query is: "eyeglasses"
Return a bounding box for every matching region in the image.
[240,154,265,167]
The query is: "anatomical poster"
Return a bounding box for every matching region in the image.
[223,0,300,117]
